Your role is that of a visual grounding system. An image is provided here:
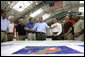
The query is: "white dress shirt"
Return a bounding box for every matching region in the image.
[8,21,14,33]
[51,22,62,35]
[33,22,50,33]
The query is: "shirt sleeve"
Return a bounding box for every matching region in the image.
[69,21,73,27]
[27,23,30,28]
[26,24,28,27]
[24,25,26,27]
[50,25,53,31]
[7,20,10,30]
[33,23,37,31]
[45,23,50,29]
[16,25,19,32]
[51,25,53,27]
[57,24,62,35]
[80,20,84,30]
[13,24,14,30]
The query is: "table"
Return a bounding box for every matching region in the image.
[1,40,84,56]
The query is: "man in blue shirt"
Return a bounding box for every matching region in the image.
[24,16,57,40]
[1,10,9,42]
[26,18,35,40]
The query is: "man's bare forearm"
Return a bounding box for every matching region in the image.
[50,27,54,29]
[29,28,33,31]
[24,27,34,31]
[16,32,19,40]
[50,26,56,29]
[66,27,72,35]
[78,29,84,35]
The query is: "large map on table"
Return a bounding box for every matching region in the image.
[13,46,83,54]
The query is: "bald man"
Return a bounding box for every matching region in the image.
[16,19,26,40]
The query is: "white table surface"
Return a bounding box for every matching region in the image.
[1,39,84,56]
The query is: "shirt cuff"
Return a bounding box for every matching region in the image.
[57,33,60,35]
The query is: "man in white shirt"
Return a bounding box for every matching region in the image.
[7,16,14,41]
[51,18,62,40]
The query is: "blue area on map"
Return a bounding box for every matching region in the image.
[13,46,83,54]
[78,45,84,47]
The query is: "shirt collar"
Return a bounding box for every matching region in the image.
[1,16,6,20]
[54,22,58,24]
[9,21,14,24]
[38,22,43,23]
[29,22,33,24]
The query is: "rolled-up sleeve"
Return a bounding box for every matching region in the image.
[57,24,62,35]
[33,23,37,31]
[7,21,9,29]
[45,23,50,29]
[80,20,84,30]
[16,25,19,32]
